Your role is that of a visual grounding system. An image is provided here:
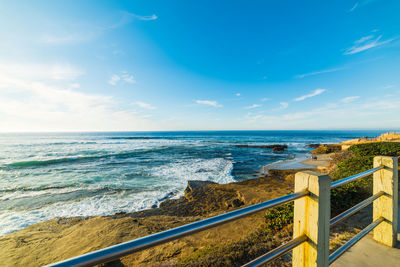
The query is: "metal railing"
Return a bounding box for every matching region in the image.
[242,235,308,267]
[242,163,391,266]
[329,191,384,227]
[47,156,397,267]
[329,217,384,264]
[328,168,387,264]
[330,165,384,189]
[47,190,309,267]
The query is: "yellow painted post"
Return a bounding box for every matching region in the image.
[293,171,331,267]
[373,156,399,247]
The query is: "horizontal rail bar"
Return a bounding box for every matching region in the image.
[242,235,307,267]
[331,166,384,189]
[329,217,384,264]
[330,191,385,226]
[47,190,309,267]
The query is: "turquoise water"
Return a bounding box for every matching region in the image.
[0,130,385,235]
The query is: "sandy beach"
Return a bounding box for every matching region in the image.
[261,152,331,175]
[301,153,331,167]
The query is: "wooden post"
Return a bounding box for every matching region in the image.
[373,156,399,247]
[293,171,331,267]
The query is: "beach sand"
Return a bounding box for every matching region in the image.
[300,153,331,167]
[260,153,314,175]
[261,152,331,176]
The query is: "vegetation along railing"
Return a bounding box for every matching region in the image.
[47,156,398,267]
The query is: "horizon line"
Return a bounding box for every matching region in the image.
[0,129,397,134]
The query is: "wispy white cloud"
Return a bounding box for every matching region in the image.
[360,99,400,110]
[295,67,345,79]
[348,0,378,12]
[0,62,84,81]
[294,89,325,101]
[354,35,374,44]
[243,95,400,129]
[109,74,121,86]
[279,102,289,109]
[135,101,156,110]
[261,98,270,102]
[270,101,288,112]
[41,33,96,45]
[130,13,158,21]
[0,62,158,132]
[341,96,360,103]
[381,85,395,89]
[196,100,223,108]
[348,2,359,12]
[121,72,135,83]
[244,104,261,109]
[107,12,158,29]
[69,83,80,88]
[0,72,156,131]
[42,12,157,45]
[108,71,136,86]
[236,93,241,97]
[344,35,394,55]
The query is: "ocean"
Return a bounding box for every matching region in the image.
[0,130,385,236]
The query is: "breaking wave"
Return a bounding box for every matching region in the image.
[4,148,168,168]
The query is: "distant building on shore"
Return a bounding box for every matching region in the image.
[340,131,400,150]
[376,131,400,141]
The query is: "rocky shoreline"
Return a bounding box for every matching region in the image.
[0,165,319,266]
[0,144,343,266]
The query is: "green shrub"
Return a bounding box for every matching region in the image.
[176,226,287,266]
[330,156,373,214]
[264,202,294,231]
[330,150,355,166]
[331,156,374,182]
[348,142,400,157]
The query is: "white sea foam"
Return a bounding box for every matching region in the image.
[152,158,235,185]
[0,187,82,201]
[1,140,233,235]
[0,190,168,236]
[0,157,235,236]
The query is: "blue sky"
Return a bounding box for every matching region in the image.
[0,0,400,131]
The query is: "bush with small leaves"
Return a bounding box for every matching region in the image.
[264,202,294,231]
[348,142,400,157]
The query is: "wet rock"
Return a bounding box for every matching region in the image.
[307,143,321,148]
[184,180,217,201]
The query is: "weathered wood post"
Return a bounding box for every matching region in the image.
[373,156,399,247]
[293,171,331,267]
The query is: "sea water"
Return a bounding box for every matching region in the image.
[0,130,384,235]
